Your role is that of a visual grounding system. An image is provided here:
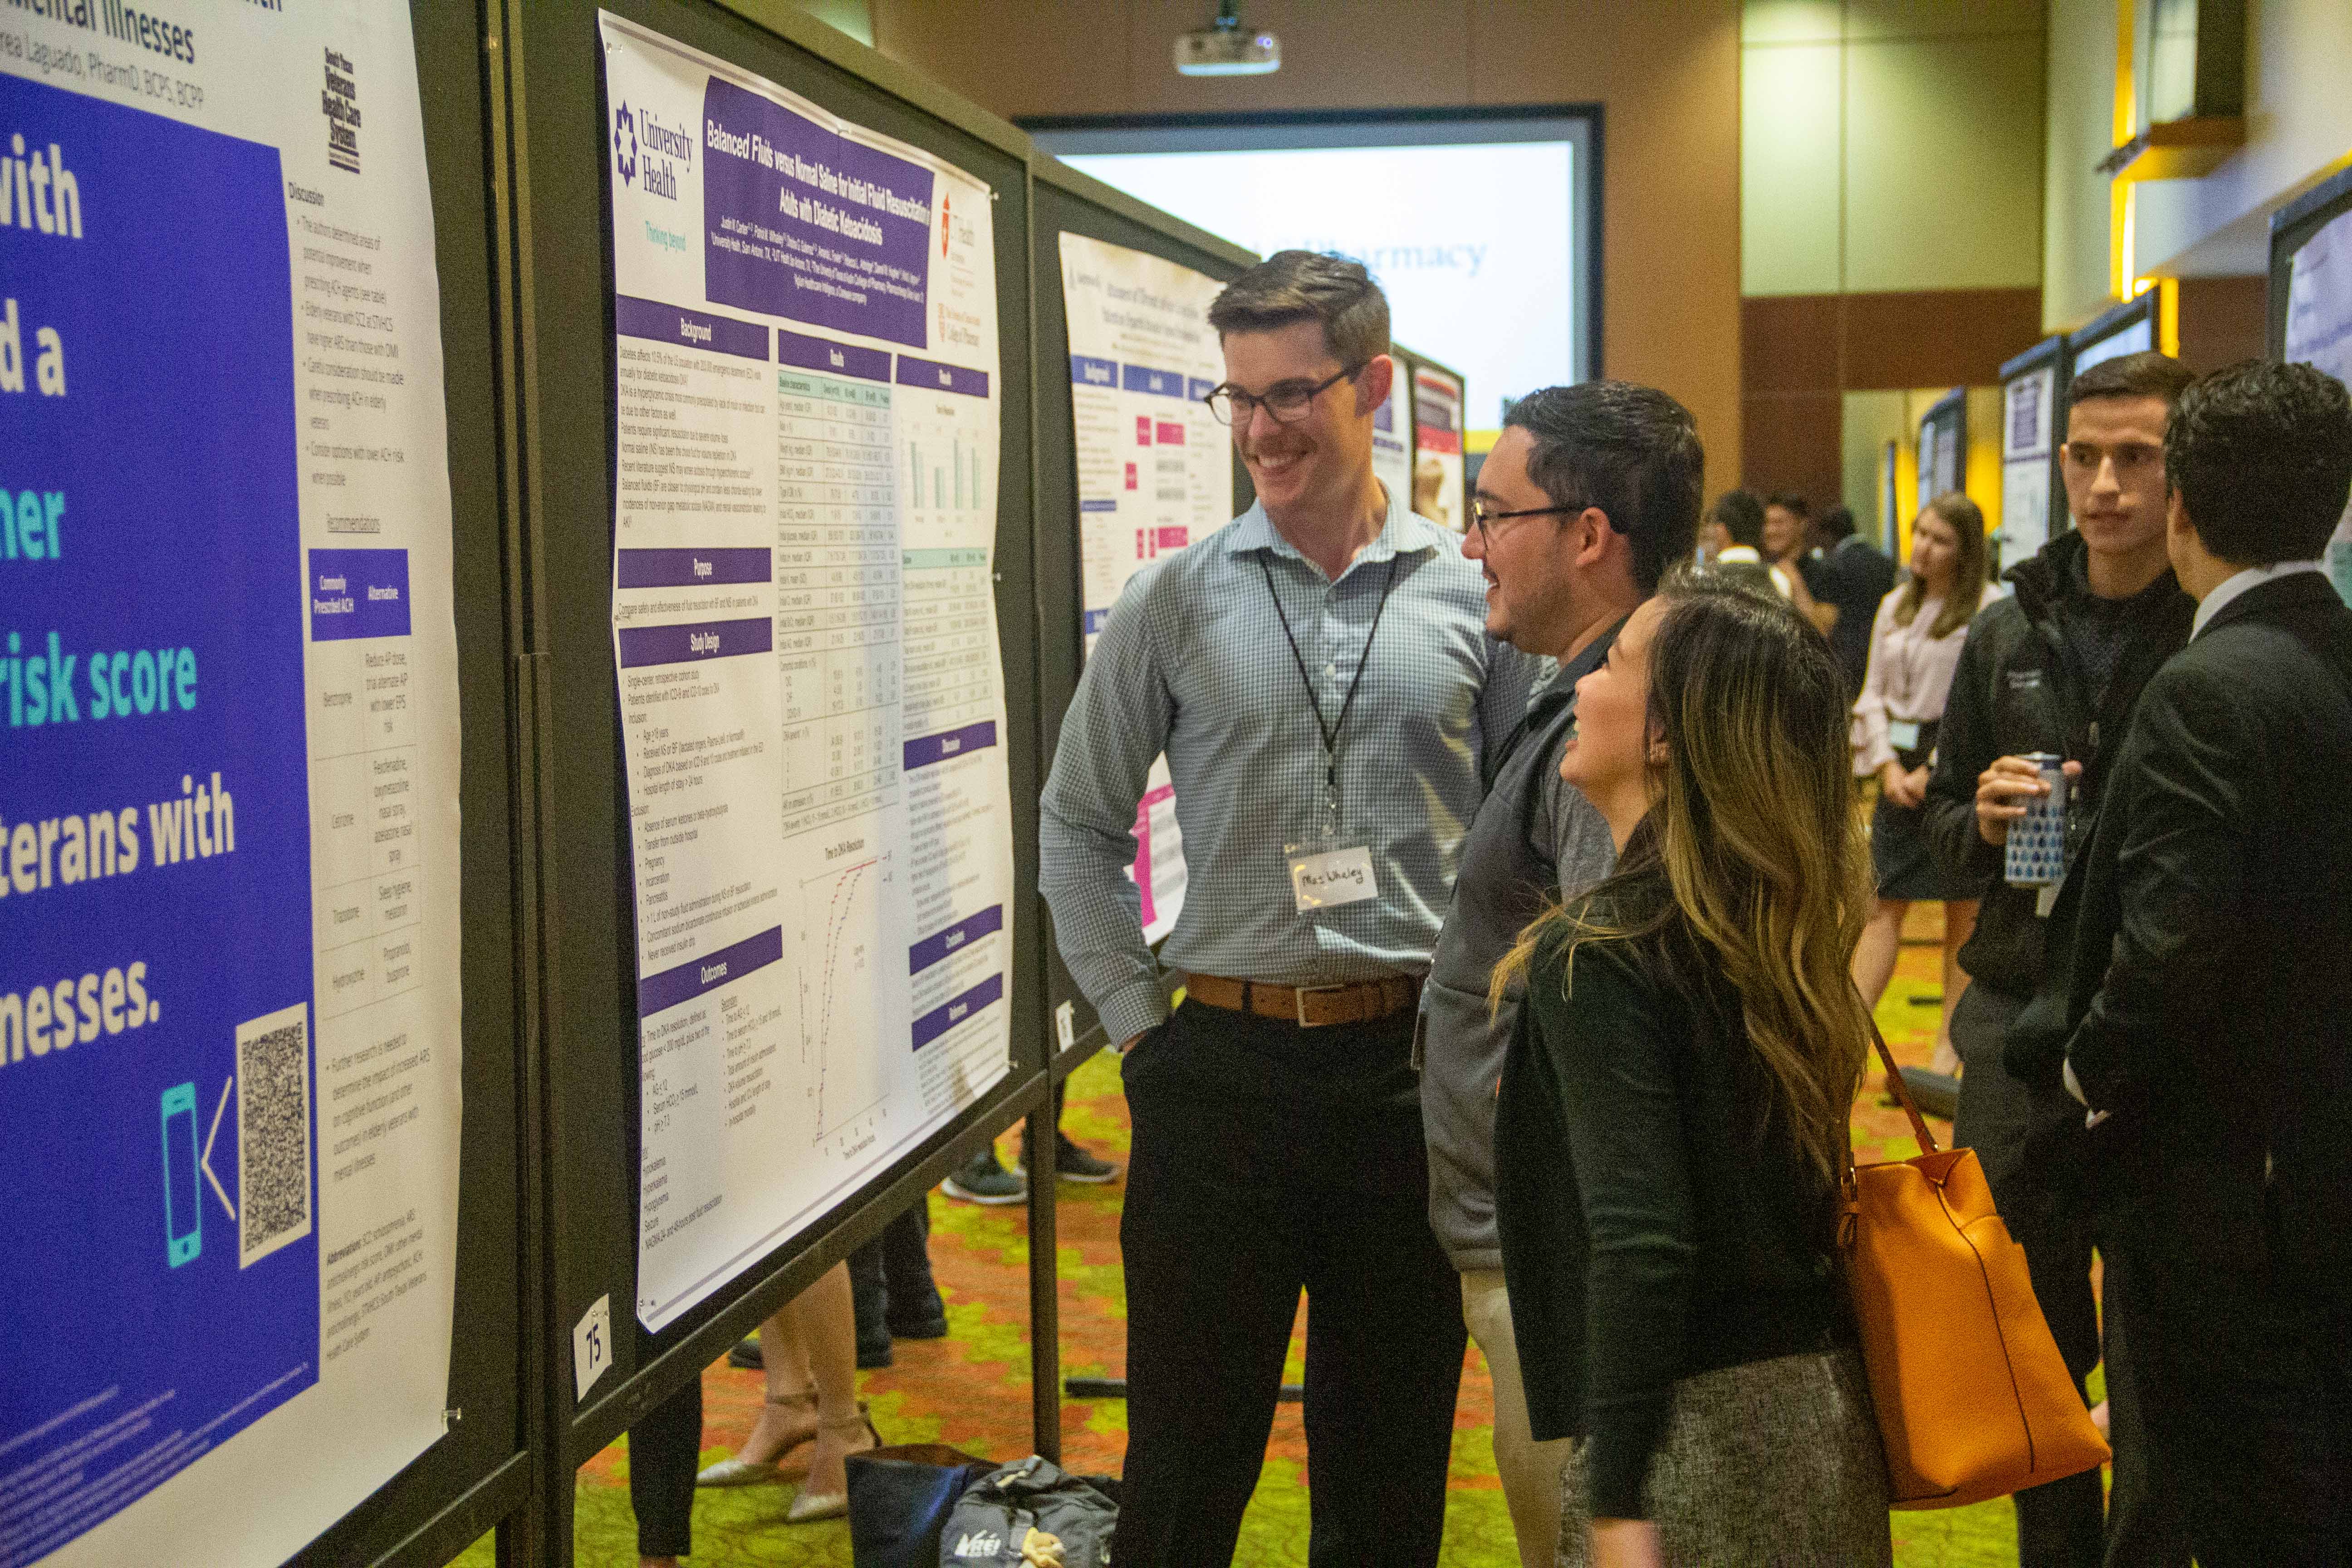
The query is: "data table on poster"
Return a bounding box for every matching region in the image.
[776,345,902,839]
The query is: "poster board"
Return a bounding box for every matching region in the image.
[1029,153,1254,1065]
[2069,291,2158,374]
[1917,388,1967,516]
[598,10,1018,1336]
[1412,357,1468,532]
[0,4,527,1566]
[505,0,1047,1474]
[1998,336,2069,570]
[2270,165,2352,606]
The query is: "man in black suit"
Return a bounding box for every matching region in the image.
[2019,359,2352,1565]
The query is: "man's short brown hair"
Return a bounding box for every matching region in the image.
[2068,349,2196,412]
[1207,250,1390,369]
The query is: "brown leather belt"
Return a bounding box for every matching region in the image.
[1180,972,1421,1028]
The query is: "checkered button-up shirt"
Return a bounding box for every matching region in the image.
[1039,490,1539,1045]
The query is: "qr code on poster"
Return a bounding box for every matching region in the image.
[237,1003,314,1269]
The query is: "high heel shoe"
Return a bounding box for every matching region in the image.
[694,1392,819,1486]
[784,1403,882,1523]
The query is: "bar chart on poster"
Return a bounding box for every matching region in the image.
[602,12,1015,1331]
[1057,232,1229,943]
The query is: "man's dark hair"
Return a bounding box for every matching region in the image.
[2068,349,2195,412]
[2166,359,2352,567]
[1505,381,1704,595]
[1816,503,1858,541]
[1207,250,1390,370]
[1763,491,1811,520]
[1710,489,1766,550]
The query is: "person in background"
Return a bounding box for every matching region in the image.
[2022,359,2352,1564]
[632,1263,878,1568]
[941,1084,1118,1206]
[1805,502,1901,699]
[1703,489,1786,597]
[693,1264,878,1514]
[1038,250,1536,1568]
[1764,492,1830,630]
[1424,380,1703,1567]
[1850,492,2003,1086]
[1494,578,1891,1568]
[1921,350,2197,1568]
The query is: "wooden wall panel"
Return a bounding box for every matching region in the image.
[2176,274,2268,374]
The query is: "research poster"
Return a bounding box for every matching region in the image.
[1057,232,1228,945]
[0,5,464,1566]
[602,15,1016,1331]
[1413,365,1465,532]
[1371,365,1413,519]
[2284,206,2352,605]
[2000,364,2056,567]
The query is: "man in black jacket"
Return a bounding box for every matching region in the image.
[2019,360,2352,1564]
[1922,351,2195,1568]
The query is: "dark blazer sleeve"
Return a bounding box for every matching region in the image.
[1923,616,2002,885]
[1528,940,1696,1520]
[2062,659,2255,1110]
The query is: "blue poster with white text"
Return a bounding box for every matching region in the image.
[0,74,315,1566]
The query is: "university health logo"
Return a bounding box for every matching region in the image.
[613,102,639,186]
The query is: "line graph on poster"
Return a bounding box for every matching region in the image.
[798,853,892,1143]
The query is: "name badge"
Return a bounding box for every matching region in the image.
[1887,719,1922,751]
[1288,844,1378,914]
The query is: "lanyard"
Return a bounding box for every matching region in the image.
[1257,551,1403,836]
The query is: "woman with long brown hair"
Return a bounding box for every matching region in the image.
[1492,576,1891,1567]
[1850,491,2003,1084]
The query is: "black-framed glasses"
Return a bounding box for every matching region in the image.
[1470,496,1591,544]
[1203,364,1362,426]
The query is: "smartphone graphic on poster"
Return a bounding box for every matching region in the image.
[161,1082,202,1268]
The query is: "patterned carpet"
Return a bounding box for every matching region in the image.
[460,908,2031,1565]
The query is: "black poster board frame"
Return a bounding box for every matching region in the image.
[2068,289,2161,370]
[1997,333,2072,559]
[1026,153,1258,1070]
[490,1,1054,1556]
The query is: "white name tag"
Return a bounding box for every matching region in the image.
[1887,719,1922,751]
[1289,844,1378,913]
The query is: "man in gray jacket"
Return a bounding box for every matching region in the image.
[1421,381,1702,1566]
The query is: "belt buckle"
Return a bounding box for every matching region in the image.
[1293,982,1347,1027]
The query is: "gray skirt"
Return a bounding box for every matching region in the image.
[1555,1348,1892,1567]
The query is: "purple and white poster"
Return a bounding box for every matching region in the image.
[599,14,1014,1333]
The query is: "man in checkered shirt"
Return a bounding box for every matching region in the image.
[1039,250,1536,1568]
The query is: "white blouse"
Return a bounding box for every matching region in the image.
[1852,579,2004,774]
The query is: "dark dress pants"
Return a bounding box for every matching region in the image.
[852,1193,946,1343]
[628,1371,703,1559]
[2099,1174,2350,1566]
[1951,985,2189,1568]
[1116,998,1466,1568]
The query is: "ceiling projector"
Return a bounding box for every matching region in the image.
[1175,0,1280,76]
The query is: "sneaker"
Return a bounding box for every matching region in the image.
[941,1146,1027,1205]
[1021,1131,1120,1185]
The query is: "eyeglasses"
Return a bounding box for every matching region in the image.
[1203,365,1362,426]
[1470,496,1592,544]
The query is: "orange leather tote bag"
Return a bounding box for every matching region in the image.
[1842,1020,2111,1509]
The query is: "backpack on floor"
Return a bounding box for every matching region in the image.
[939,1455,1118,1568]
[845,1444,998,1568]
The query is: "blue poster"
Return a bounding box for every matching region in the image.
[0,75,314,1564]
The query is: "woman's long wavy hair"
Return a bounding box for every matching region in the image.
[1494,575,1874,1180]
